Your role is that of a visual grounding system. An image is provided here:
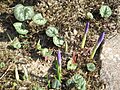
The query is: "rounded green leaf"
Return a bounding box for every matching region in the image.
[87,63,96,72]
[32,13,47,25]
[53,36,64,47]
[66,74,86,90]
[52,79,61,89]
[13,22,28,35]
[100,5,112,18]
[67,59,77,70]
[41,48,52,57]
[11,37,21,49]
[46,26,58,37]
[23,6,34,20]
[41,48,48,56]
[14,4,34,21]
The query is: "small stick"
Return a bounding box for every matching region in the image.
[0,64,13,79]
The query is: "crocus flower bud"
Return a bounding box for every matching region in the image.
[90,32,105,59]
[85,22,90,34]
[81,22,90,48]
[97,32,105,48]
[57,50,62,66]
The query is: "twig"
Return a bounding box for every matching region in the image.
[0,64,13,79]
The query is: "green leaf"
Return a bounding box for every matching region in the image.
[53,36,64,47]
[100,5,112,18]
[0,62,5,68]
[13,22,28,35]
[41,48,52,57]
[67,59,77,70]
[52,79,61,89]
[11,37,21,49]
[32,13,47,25]
[14,4,34,21]
[66,74,86,90]
[87,63,96,72]
[46,26,59,37]
[36,39,42,50]
[66,79,74,86]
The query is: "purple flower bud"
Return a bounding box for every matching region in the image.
[85,22,90,34]
[57,50,62,66]
[97,32,105,46]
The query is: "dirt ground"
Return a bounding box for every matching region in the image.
[0,0,119,90]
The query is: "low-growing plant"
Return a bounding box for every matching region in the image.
[100,5,112,18]
[0,62,5,68]
[13,22,28,35]
[10,37,21,49]
[46,26,59,37]
[46,26,64,47]
[52,79,61,89]
[41,48,52,57]
[14,4,34,21]
[67,52,77,70]
[90,32,105,59]
[66,74,86,90]
[22,65,29,80]
[13,4,47,35]
[87,63,96,72]
[52,50,62,89]
[67,59,77,70]
[36,40,52,57]
[53,36,64,47]
[32,13,47,25]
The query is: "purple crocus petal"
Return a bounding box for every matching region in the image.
[85,22,90,34]
[97,32,105,45]
[57,50,62,66]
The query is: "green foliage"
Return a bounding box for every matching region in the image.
[87,63,96,72]
[41,48,52,57]
[36,39,42,50]
[53,36,64,47]
[14,4,34,21]
[86,12,93,19]
[45,26,64,47]
[100,5,112,18]
[52,79,61,89]
[22,65,29,80]
[32,13,47,25]
[0,62,5,68]
[10,37,21,49]
[67,59,77,70]
[66,74,86,90]
[13,22,28,35]
[36,40,52,57]
[46,26,59,37]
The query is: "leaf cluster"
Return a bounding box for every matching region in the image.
[46,26,64,47]
[66,74,86,90]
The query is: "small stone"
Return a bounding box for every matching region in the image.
[73,29,78,35]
